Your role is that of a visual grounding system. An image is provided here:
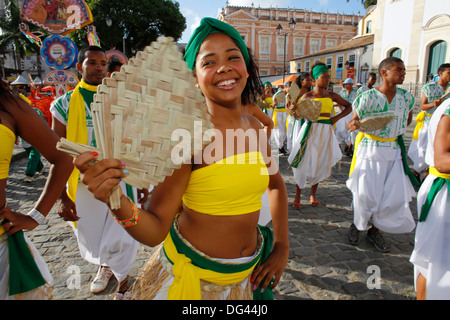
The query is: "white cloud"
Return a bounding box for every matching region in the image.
[181,8,202,42]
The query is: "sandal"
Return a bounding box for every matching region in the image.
[293,202,301,210]
[310,200,319,207]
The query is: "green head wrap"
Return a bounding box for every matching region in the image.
[183,17,250,70]
[312,64,329,80]
[263,81,272,88]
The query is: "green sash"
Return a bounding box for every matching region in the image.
[290,119,332,169]
[164,223,274,300]
[7,230,46,295]
[397,135,421,187]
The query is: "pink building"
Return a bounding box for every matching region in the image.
[219,4,362,76]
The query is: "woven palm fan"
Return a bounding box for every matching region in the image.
[353,115,395,133]
[441,85,450,100]
[57,36,213,209]
[289,98,322,122]
[274,91,286,104]
[287,82,301,104]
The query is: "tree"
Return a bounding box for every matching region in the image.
[69,0,186,57]
[0,0,44,70]
[346,0,378,9]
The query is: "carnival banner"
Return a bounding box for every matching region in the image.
[19,22,44,47]
[106,50,128,65]
[41,34,78,69]
[20,0,93,35]
[43,69,79,97]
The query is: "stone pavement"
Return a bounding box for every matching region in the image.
[5,126,419,300]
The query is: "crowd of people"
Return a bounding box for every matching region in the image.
[0,17,449,301]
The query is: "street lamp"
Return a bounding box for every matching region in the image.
[276,19,296,85]
[105,15,126,54]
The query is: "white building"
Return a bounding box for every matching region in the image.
[372,0,450,83]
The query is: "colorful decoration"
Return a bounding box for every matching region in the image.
[19,22,43,47]
[106,50,128,65]
[87,24,101,47]
[20,0,93,35]
[43,69,79,97]
[41,34,78,69]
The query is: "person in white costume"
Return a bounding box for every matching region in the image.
[408,63,450,180]
[346,57,418,252]
[272,85,289,154]
[335,78,357,155]
[410,99,450,300]
[285,72,312,209]
[288,63,351,208]
[51,46,148,300]
[356,72,377,96]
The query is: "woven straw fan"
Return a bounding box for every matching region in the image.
[290,98,322,122]
[287,82,301,104]
[352,115,395,133]
[441,85,450,100]
[57,36,213,209]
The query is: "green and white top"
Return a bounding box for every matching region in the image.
[50,88,97,148]
[353,87,415,161]
[339,89,357,104]
[422,83,450,121]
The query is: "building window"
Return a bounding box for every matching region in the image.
[277,36,287,56]
[337,55,344,69]
[348,53,356,67]
[310,38,321,54]
[305,61,310,72]
[294,37,305,57]
[390,48,402,59]
[326,57,333,70]
[326,39,337,48]
[259,35,271,55]
[366,20,372,34]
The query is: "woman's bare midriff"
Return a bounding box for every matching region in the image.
[177,204,260,260]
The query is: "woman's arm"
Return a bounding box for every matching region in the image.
[330,93,352,124]
[74,152,191,247]
[251,126,289,291]
[1,96,73,234]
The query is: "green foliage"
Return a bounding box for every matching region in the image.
[69,0,186,57]
[0,0,45,58]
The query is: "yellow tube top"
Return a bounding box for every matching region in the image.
[182,152,270,216]
[316,98,334,121]
[0,124,15,179]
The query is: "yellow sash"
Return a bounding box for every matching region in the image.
[412,112,432,140]
[429,167,450,179]
[164,229,260,300]
[349,132,397,176]
[272,108,287,128]
[66,79,98,203]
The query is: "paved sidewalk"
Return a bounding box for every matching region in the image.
[5,126,418,300]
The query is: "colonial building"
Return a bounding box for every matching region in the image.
[371,0,450,83]
[219,3,362,77]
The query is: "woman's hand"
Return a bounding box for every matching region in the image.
[250,242,289,293]
[0,206,39,235]
[74,152,127,205]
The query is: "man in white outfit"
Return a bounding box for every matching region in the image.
[346,57,418,252]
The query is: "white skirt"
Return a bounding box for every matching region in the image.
[0,234,52,300]
[288,121,342,189]
[410,175,450,299]
[335,113,352,146]
[73,183,139,282]
[407,121,429,173]
[346,155,416,233]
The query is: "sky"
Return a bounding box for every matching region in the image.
[177,0,367,43]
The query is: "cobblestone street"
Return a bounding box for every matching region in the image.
[6,126,418,300]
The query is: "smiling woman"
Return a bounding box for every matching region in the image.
[73,17,289,300]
